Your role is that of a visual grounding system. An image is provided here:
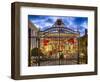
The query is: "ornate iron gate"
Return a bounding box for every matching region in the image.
[28,19,80,66]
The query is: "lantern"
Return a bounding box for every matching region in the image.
[43,39,49,46]
[68,38,76,44]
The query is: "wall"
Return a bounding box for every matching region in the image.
[0,0,100,82]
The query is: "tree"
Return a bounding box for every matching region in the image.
[31,47,44,56]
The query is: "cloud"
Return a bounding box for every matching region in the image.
[80,21,88,29]
[28,15,88,36]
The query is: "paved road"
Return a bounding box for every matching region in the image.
[32,59,78,66]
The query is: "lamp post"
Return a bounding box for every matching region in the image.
[28,28,31,66]
[77,27,80,64]
[37,28,40,66]
[58,27,61,65]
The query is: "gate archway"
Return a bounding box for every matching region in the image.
[36,19,80,66]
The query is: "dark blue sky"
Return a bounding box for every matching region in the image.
[28,15,88,36]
